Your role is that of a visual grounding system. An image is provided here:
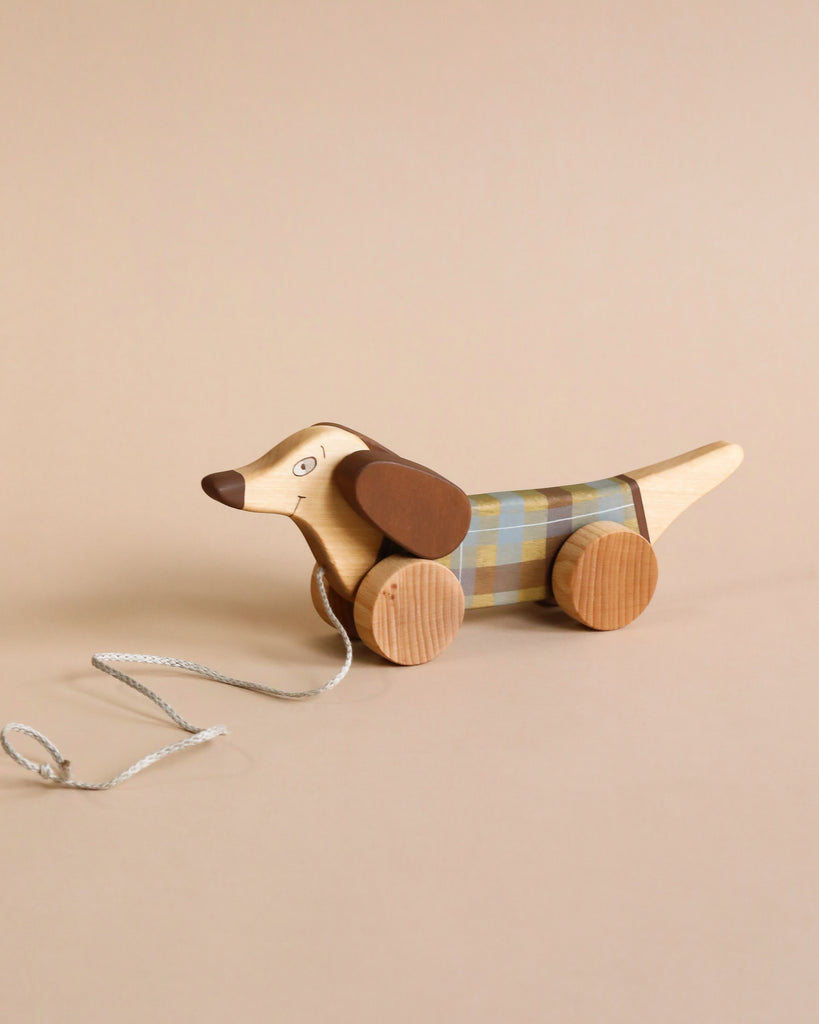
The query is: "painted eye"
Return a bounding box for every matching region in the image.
[292,456,317,477]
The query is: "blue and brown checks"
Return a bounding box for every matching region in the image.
[436,474,649,608]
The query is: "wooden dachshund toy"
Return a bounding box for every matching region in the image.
[0,423,744,790]
[202,423,743,666]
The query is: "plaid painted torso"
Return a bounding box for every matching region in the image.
[436,475,649,609]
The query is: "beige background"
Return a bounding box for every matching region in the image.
[2,2,817,1021]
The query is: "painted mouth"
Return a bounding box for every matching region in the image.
[291,495,306,516]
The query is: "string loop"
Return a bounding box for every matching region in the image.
[0,567,352,790]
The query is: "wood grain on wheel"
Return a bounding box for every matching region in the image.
[354,556,465,665]
[552,521,658,630]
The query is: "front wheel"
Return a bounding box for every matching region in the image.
[353,556,465,665]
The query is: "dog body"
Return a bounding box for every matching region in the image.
[202,423,743,640]
[437,475,648,608]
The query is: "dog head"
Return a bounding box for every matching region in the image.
[202,422,471,561]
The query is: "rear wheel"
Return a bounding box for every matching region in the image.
[551,521,658,630]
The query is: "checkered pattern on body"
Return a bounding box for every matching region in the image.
[436,475,648,609]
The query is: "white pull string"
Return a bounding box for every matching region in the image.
[0,567,353,790]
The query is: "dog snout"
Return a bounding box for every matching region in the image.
[201,470,245,509]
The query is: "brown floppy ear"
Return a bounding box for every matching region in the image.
[334,448,472,560]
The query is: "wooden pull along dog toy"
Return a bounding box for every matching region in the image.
[202,422,744,666]
[0,422,743,789]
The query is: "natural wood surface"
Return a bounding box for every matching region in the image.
[552,521,659,630]
[232,424,384,601]
[354,556,465,665]
[626,441,743,542]
[204,422,470,602]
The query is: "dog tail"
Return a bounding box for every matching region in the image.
[626,441,743,542]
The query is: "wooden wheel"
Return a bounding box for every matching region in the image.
[552,521,658,630]
[353,556,465,665]
[310,564,359,640]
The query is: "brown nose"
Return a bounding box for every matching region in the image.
[201,470,245,509]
